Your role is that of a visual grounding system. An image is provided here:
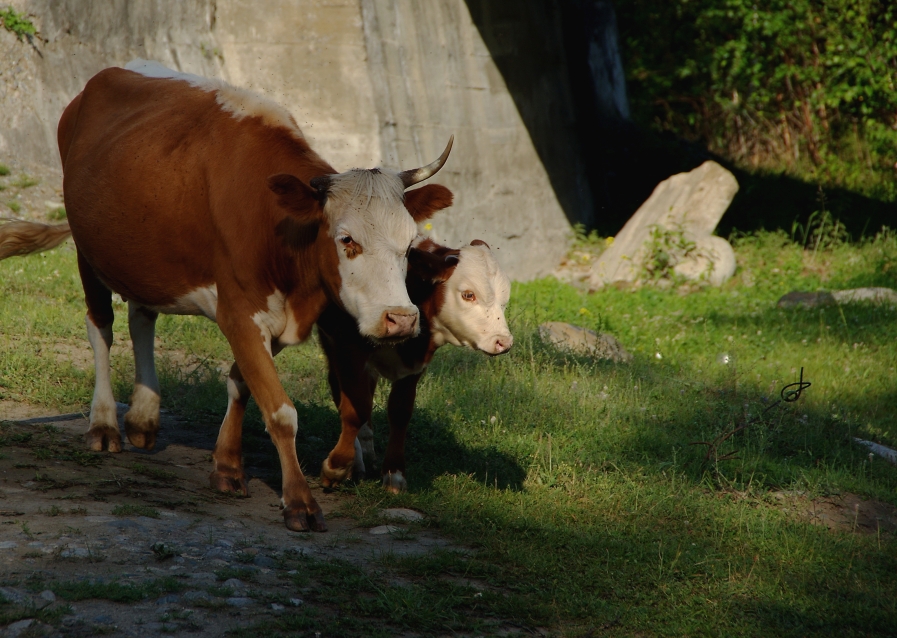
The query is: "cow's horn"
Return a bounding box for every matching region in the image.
[399,136,453,189]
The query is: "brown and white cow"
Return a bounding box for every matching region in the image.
[17,60,457,532]
[316,237,513,492]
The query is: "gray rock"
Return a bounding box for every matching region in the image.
[183,590,214,603]
[369,525,404,535]
[0,541,18,550]
[226,596,254,608]
[380,508,425,523]
[6,619,34,638]
[155,594,181,605]
[777,291,836,308]
[59,547,90,559]
[39,590,56,602]
[252,554,278,569]
[777,288,897,309]
[222,578,245,590]
[590,161,738,288]
[289,597,304,607]
[271,603,285,611]
[538,322,632,363]
[0,586,31,605]
[831,287,897,306]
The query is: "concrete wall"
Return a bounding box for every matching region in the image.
[0,0,586,280]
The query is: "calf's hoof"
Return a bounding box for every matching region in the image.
[85,426,122,453]
[209,471,249,496]
[283,505,327,533]
[320,457,352,488]
[382,470,407,494]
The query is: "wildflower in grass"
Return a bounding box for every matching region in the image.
[655,352,662,359]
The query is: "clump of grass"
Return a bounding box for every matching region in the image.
[6,201,21,213]
[0,164,10,176]
[12,175,39,189]
[0,8,36,42]
[111,504,160,519]
[47,207,66,221]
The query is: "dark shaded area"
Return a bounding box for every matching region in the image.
[465,0,897,239]
[462,0,595,228]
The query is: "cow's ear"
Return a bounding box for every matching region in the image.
[404,184,453,222]
[408,247,459,283]
[268,174,325,219]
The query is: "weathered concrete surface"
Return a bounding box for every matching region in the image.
[589,161,739,288]
[0,0,585,280]
[538,321,631,362]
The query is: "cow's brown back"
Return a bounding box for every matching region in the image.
[60,67,334,310]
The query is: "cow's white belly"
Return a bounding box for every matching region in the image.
[147,285,218,321]
[367,346,425,383]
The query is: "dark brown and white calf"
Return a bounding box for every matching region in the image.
[10,59,456,532]
[317,238,513,492]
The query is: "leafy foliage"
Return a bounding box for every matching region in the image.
[618,0,897,202]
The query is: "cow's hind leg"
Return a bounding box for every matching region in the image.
[78,251,120,452]
[124,302,160,450]
[210,361,251,495]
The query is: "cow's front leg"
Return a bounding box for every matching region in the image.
[221,316,325,532]
[381,373,423,493]
[124,302,160,450]
[209,361,251,496]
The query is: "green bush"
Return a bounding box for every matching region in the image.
[618,0,897,202]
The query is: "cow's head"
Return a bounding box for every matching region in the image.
[410,239,513,355]
[269,138,455,342]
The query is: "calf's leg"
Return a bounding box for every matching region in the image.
[381,373,422,493]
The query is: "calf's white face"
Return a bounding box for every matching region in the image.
[325,169,420,341]
[432,243,513,355]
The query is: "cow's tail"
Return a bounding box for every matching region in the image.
[0,218,72,260]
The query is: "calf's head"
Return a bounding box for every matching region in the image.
[269,138,455,341]
[410,240,513,355]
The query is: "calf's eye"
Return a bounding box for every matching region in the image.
[462,291,476,302]
[340,235,353,245]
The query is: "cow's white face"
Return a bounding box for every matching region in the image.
[431,243,513,355]
[325,169,419,341]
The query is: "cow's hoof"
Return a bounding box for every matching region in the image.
[124,415,158,450]
[320,457,352,488]
[85,426,122,453]
[382,470,407,494]
[283,506,327,533]
[124,427,157,451]
[209,471,249,496]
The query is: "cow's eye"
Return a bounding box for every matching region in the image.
[462,291,476,302]
[340,235,353,245]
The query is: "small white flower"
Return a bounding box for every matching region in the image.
[489,416,497,424]
[655,352,662,360]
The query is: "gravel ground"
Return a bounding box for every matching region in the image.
[0,405,454,637]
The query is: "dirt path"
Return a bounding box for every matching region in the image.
[0,406,454,637]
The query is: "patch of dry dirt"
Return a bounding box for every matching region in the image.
[0,404,458,637]
[771,490,897,534]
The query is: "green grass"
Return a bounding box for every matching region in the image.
[1,231,896,635]
[110,504,160,519]
[44,578,185,603]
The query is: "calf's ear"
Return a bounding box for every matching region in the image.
[408,247,460,283]
[404,184,454,222]
[268,174,326,219]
